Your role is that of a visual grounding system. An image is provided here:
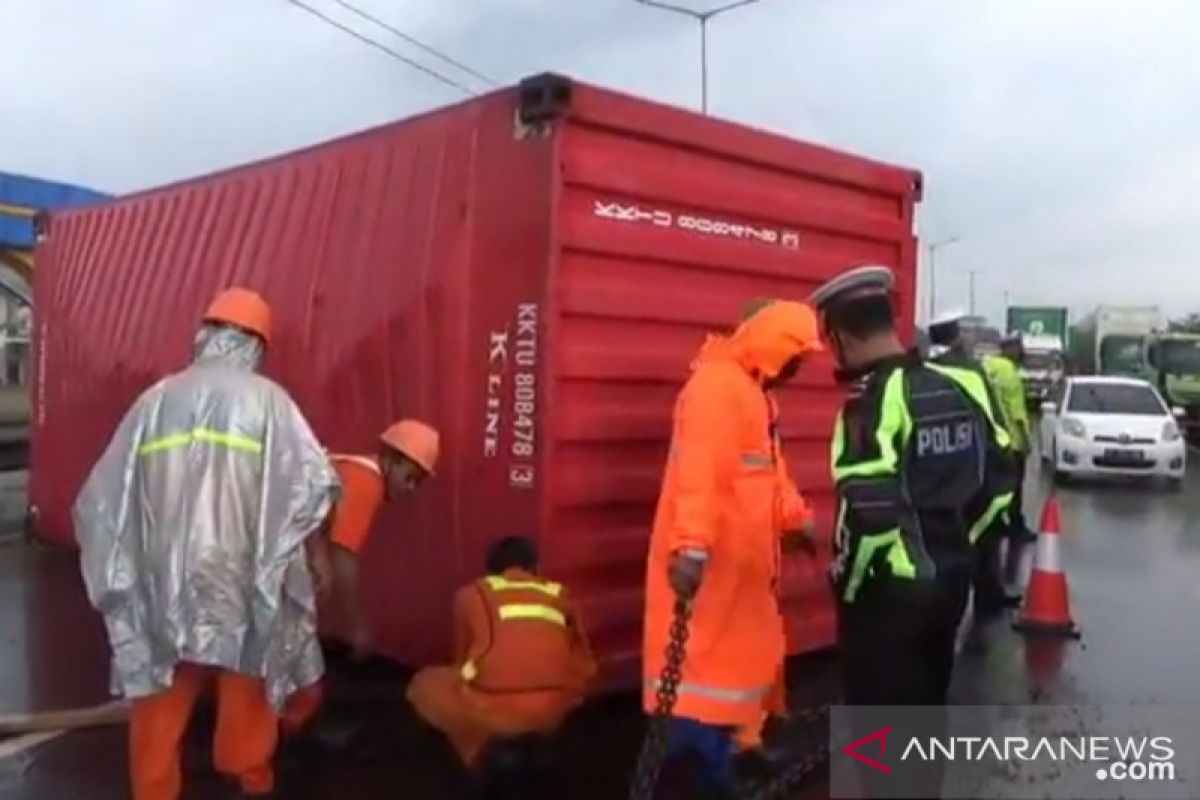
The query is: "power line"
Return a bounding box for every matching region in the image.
[284,0,475,96]
[329,0,497,88]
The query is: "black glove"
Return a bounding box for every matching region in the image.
[668,552,706,598]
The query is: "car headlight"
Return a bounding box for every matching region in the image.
[1163,420,1182,442]
[1061,417,1087,438]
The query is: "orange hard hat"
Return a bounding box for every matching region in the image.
[381,419,440,475]
[203,288,272,344]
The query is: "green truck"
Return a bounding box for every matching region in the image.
[1006,306,1068,405]
[1066,305,1200,432]
[1006,306,1069,343]
[1147,332,1200,433]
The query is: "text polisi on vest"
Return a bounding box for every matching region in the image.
[916,419,975,457]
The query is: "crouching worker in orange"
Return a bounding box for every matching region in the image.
[74,288,340,800]
[407,536,596,796]
[282,419,440,735]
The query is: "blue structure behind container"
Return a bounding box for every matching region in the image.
[0,172,110,437]
[1,172,110,275]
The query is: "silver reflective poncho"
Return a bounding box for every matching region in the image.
[75,326,340,709]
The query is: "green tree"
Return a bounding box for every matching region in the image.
[1168,314,1200,334]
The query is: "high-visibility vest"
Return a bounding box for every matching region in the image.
[460,574,575,693]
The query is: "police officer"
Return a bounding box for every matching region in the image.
[929,310,977,368]
[927,311,1021,634]
[810,267,1016,796]
[985,334,1035,542]
[810,267,1017,697]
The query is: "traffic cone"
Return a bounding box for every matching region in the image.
[1012,494,1080,638]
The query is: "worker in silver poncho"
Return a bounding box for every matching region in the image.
[74,287,340,800]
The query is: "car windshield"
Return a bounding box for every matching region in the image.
[1024,351,1061,371]
[1160,339,1200,375]
[1067,383,1164,415]
[1098,335,1145,374]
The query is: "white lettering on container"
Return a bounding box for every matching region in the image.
[484,329,509,458]
[510,303,539,487]
[593,199,799,249]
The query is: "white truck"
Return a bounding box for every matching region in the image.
[1069,305,1165,378]
[1020,332,1067,406]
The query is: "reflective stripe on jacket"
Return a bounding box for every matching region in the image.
[458,569,594,694]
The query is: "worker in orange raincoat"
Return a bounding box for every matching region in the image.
[74,288,339,800]
[407,536,595,793]
[282,419,440,734]
[642,300,824,797]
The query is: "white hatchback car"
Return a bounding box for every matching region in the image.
[1040,376,1187,487]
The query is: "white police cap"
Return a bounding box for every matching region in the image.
[809,265,895,312]
[930,309,968,328]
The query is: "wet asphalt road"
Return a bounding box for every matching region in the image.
[1,451,1199,799]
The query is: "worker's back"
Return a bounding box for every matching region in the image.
[74,324,338,704]
[459,568,590,694]
[127,331,292,606]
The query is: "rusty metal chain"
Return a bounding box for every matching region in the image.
[780,702,831,726]
[739,740,830,799]
[627,595,692,800]
[736,703,831,799]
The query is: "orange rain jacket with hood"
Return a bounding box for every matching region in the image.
[642,301,822,729]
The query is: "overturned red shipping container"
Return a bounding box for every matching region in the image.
[32,75,920,688]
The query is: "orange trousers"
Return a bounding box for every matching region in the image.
[406,666,578,768]
[129,663,278,800]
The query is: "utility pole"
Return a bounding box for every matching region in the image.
[926,235,961,321]
[968,269,978,316]
[635,0,767,114]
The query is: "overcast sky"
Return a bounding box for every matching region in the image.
[3,0,1198,326]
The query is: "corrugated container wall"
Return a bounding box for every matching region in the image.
[32,75,920,688]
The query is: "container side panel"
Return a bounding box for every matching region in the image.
[32,77,918,688]
[30,89,557,670]
[549,115,919,686]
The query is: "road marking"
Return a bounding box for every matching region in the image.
[0,730,64,761]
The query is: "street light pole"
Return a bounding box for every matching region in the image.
[636,0,767,114]
[925,235,961,321]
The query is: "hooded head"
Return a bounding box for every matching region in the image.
[192,287,271,372]
[192,324,266,372]
[730,300,824,388]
